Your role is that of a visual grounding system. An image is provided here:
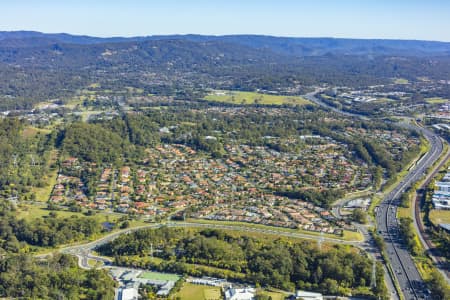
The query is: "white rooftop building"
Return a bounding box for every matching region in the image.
[436,181,450,193]
[432,196,450,210]
[443,172,450,181]
[295,290,323,300]
[224,286,255,300]
[433,181,450,209]
[120,287,139,300]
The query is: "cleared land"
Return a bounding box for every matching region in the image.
[174,283,221,300]
[204,90,311,106]
[22,126,51,138]
[31,149,59,202]
[73,110,104,122]
[138,271,180,281]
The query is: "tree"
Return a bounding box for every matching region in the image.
[351,209,368,224]
[427,269,450,300]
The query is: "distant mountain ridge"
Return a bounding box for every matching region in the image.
[1,30,450,111]
[1,31,450,56]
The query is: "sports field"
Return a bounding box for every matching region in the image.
[204,90,311,106]
[425,97,448,104]
[175,283,221,300]
[429,209,450,226]
[393,78,409,84]
[138,271,180,281]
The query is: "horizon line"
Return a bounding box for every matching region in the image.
[1,29,450,44]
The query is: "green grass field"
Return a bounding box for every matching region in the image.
[397,206,413,219]
[87,258,104,268]
[393,78,409,84]
[257,290,288,300]
[373,97,394,103]
[138,271,180,281]
[18,204,113,221]
[63,98,84,109]
[204,90,311,106]
[429,209,450,225]
[425,97,449,104]
[32,168,57,202]
[175,283,221,300]
[16,204,147,227]
[74,110,104,122]
[22,126,52,138]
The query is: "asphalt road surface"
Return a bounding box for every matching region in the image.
[58,91,444,300]
[61,221,363,270]
[376,127,443,300]
[305,91,443,300]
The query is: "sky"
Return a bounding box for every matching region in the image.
[1,0,450,41]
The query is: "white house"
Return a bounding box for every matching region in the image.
[224,286,255,300]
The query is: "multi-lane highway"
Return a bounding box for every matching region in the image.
[414,150,450,283]
[305,91,445,300]
[376,126,443,300]
[55,91,446,300]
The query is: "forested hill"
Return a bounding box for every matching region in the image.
[2,31,450,56]
[143,35,450,57]
[1,31,450,109]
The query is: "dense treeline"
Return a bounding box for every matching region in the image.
[426,269,450,300]
[398,217,421,256]
[0,201,102,251]
[0,118,54,200]
[14,215,101,247]
[275,189,344,209]
[97,227,388,298]
[2,33,450,109]
[0,253,115,299]
[61,122,137,164]
[0,200,115,299]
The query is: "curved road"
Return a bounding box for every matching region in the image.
[60,221,363,269]
[53,91,444,300]
[305,91,445,300]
